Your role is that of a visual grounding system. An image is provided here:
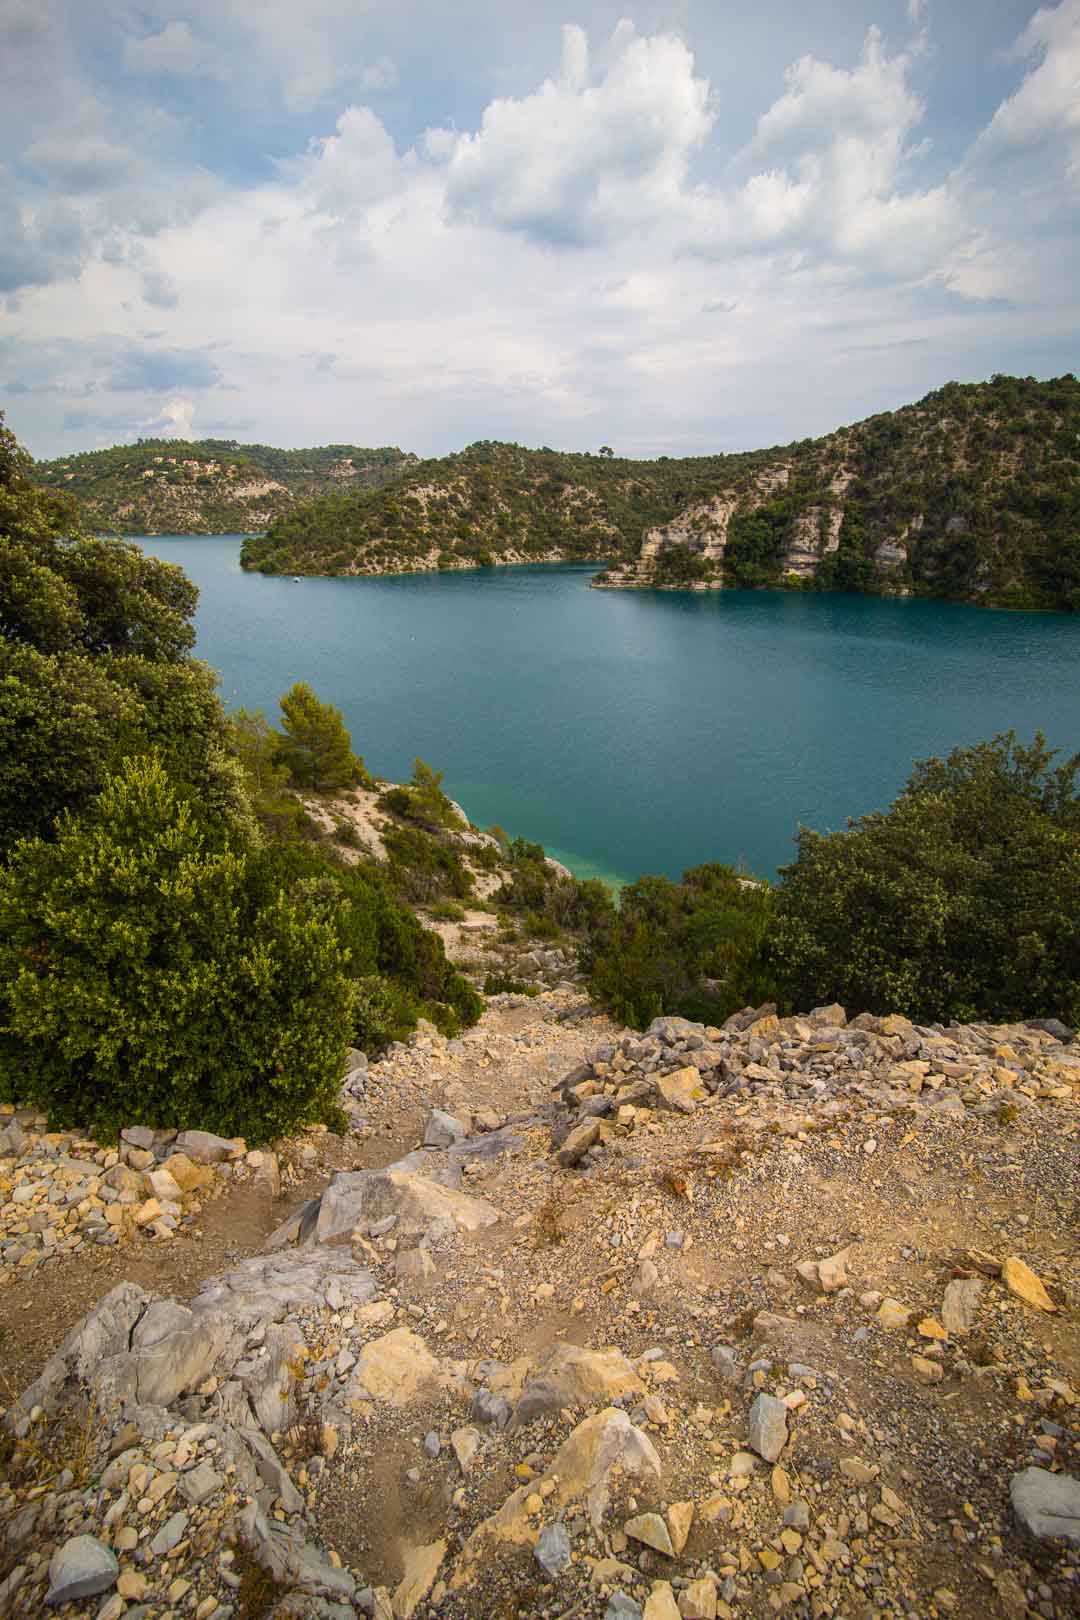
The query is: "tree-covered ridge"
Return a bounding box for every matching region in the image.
[239,440,759,575]
[599,374,1080,609]
[31,438,414,535]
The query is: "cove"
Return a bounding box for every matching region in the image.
[137,537,1080,884]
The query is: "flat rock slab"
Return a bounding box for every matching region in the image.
[747,1393,789,1463]
[1011,1468,1080,1545]
[311,1169,500,1245]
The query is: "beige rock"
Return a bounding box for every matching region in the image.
[667,1500,694,1554]
[940,1278,983,1337]
[625,1512,674,1556]
[133,1197,163,1227]
[644,1583,681,1620]
[917,1317,948,1341]
[876,1298,913,1330]
[657,1068,706,1114]
[159,1153,214,1193]
[679,1578,718,1619]
[515,1341,645,1419]
[557,1119,600,1167]
[347,1328,445,1407]
[392,1539,445,1619]
[1002,1256,1057,1313]
[453,1409,661,1585]
[451,1427,481,1474]
[912,1356,944,1384]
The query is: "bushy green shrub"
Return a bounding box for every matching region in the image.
[383,823,473,903]
[483,973,539,997]
[770,732,1080,1026]
[584,863,777,1030]
[0,755,352,1141]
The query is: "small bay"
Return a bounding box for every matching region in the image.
[138,536,1080,883]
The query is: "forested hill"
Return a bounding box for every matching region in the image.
[597,373,1080,610]
[241,376,1080,610]
[31,439,414,534]
[239,442,753,575]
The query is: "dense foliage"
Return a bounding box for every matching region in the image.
[30,438,412,535]
[240,441,743,576]
[0,412,481,1139]
[770,733,1080,1027]
[582,864,777,1029]
[602,375,1080,610]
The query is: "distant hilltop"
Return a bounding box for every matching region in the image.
[30,439,415,535]
[239,375,1080,611]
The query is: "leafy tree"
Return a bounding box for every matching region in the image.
[0,412,239,853]
[0,755,352,1140]
[770,733,1080,1025]
[275,681,367,791]
[584,863,776,1028]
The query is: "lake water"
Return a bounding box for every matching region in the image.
[137,537,1080,884]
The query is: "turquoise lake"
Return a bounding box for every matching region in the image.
[137,537,1080,884]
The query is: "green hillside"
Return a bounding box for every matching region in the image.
[31,439,414,535]
[240,376,1080,609]
[598,374,1080,610]
[239,441,757,575]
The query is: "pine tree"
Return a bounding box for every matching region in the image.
[275,681,365,791]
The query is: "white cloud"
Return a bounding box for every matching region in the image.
[124,21,216,77]
[360,56,398,92]
[5,8,1080,462]
[433,22,713,244]
[976,0,1080,174]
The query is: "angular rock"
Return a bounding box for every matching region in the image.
[1002,1256,1057,1312]
[348,1329,444,1408]
[666,1500,693,1554]
[1010,1468,1080,1545]
[679,1579,718,1620]
[514,1342,645,1426]
[876,1298,913,1330]
[534,1520,571,1577]
[45,1537,118,1606]
[313,1169,499,1246]
[644,1583,681,1620]
[557,1118,601,1168]
[656,1068,705,1114]
[453,1409,661,1585]
[940,1278,983,1337]
[747,1393,789,1463]
[423,1110,469,1149]
[606,1596,643,1620]
[625,1513,673,1556]
[173,1130,243,1163]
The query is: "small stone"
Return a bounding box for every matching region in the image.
[624,1512,674,1556]
[117,1570,148,1599]
[534,1521,571,1578]
[747,1393,788,1463]
[912,1355,944,1384]
[940,1277,983,1337]
[666,1500,693,1554]
[1001,1257,1057,1313]
[451,1426,481,1474]
[557,1119,601,1167]
[917,1317,948,1341]
[876,1298,913,1330]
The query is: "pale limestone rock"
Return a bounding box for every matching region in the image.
[644,1583,681,1620]
[453,1409,661,1585]
[656,1068,706,1114]
[624,1513,674,1556]
[392,1539,445,1618]
[514,1342,645,1425]
[1002,1256,1056,1312]
[940,1278,983,1337]
[347,1328,444,1408]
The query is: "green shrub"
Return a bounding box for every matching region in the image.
[585,863,777,1030]
[0,755,352,1142]
[275,681,368,791]
[383,823,473,903]
[429,899,466,921]
[770,732,1080,1026]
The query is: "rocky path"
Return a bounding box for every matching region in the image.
[1,996,1078,1620]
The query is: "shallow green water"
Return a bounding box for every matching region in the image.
[138,538,1080,883]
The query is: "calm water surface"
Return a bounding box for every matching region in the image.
[138,537,1080,883]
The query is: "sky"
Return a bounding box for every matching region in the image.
[2,0,1079,461]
